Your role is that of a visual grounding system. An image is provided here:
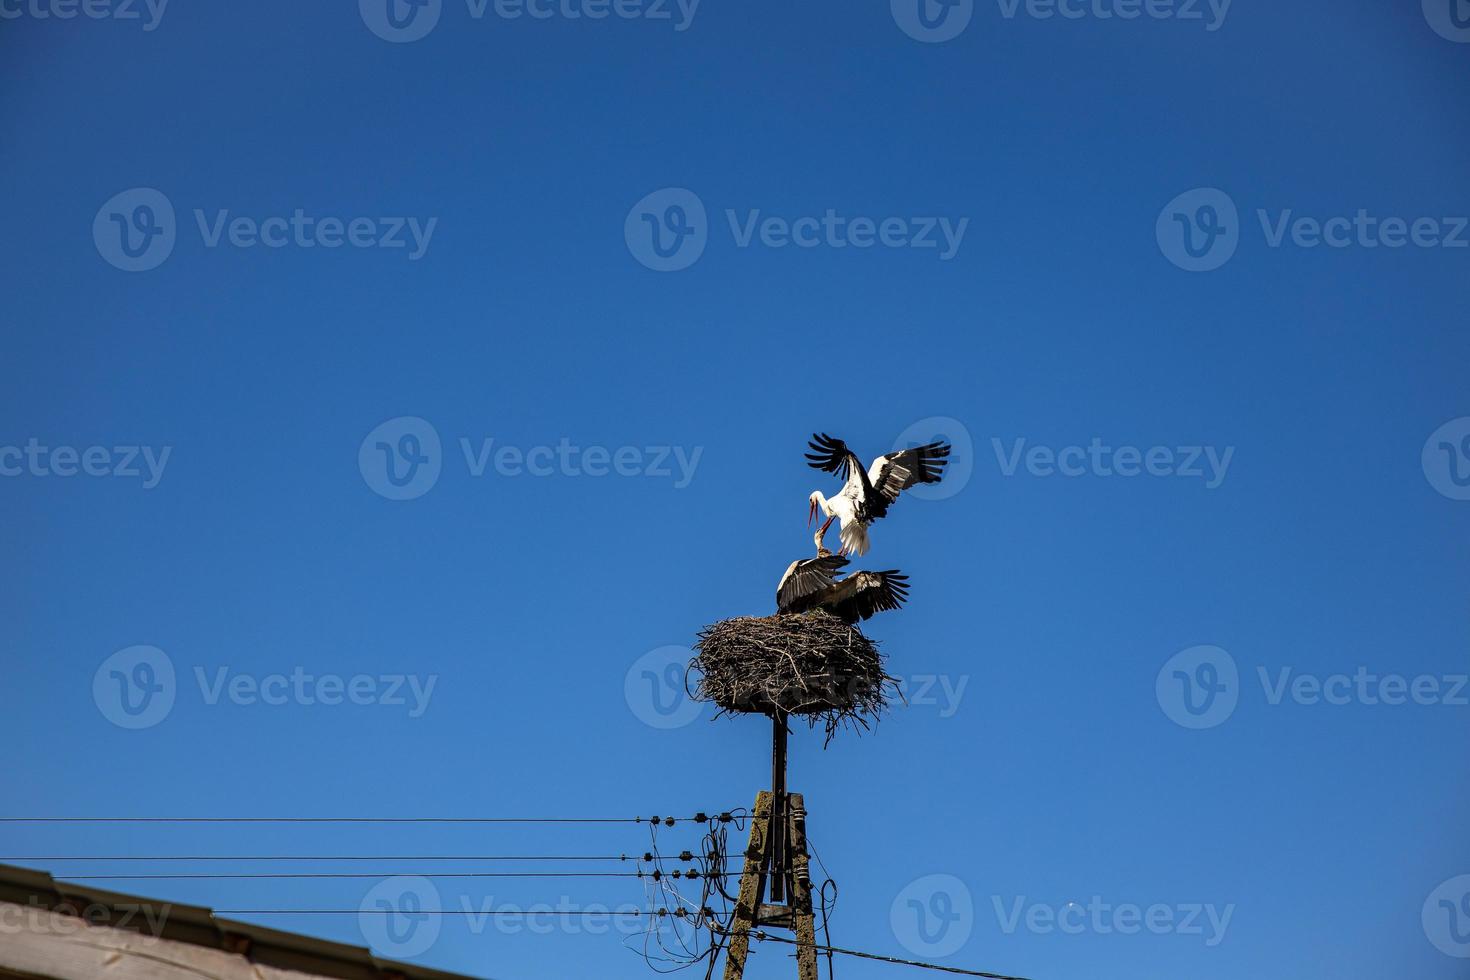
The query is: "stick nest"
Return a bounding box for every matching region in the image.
[690,611,896,741]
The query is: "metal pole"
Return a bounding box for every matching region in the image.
[769,711,788,903]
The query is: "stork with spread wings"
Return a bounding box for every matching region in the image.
[805,432,951,557]
[775,553,909,625]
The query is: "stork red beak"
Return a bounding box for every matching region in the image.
[808,498,818,527]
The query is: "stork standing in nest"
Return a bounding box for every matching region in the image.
[775,532,910,624]
[805,432,951,556]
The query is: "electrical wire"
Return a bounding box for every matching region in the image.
[1,855,642,862]
[619,813,736,975]
[51,872,730,880]
[630,816,705,972]
[214,909,677,916]
[818,878,839,980]
[745,933,1032,980]
[0,816,720,824]
[6,805,1030,980]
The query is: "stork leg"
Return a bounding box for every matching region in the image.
[814,516,836,557]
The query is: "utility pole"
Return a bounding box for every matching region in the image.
[720,710,818,980]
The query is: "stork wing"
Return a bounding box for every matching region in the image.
[804,432,862,481]
[867,440,951,502]
[776,555,849,613]
[831,570,910,623]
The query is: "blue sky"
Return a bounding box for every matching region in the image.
[2,1,1469,978]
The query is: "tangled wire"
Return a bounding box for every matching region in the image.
[690,611,896,743]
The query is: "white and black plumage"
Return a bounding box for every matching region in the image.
[775,553,910,625]
[805,432,951,556]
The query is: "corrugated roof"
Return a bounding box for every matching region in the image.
[0,862,483,980]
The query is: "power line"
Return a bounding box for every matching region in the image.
[213,909,701,917]
[1,855,638,862]
[54,872,729,880]
[746,933,1032,980]
[0,816,716,825]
